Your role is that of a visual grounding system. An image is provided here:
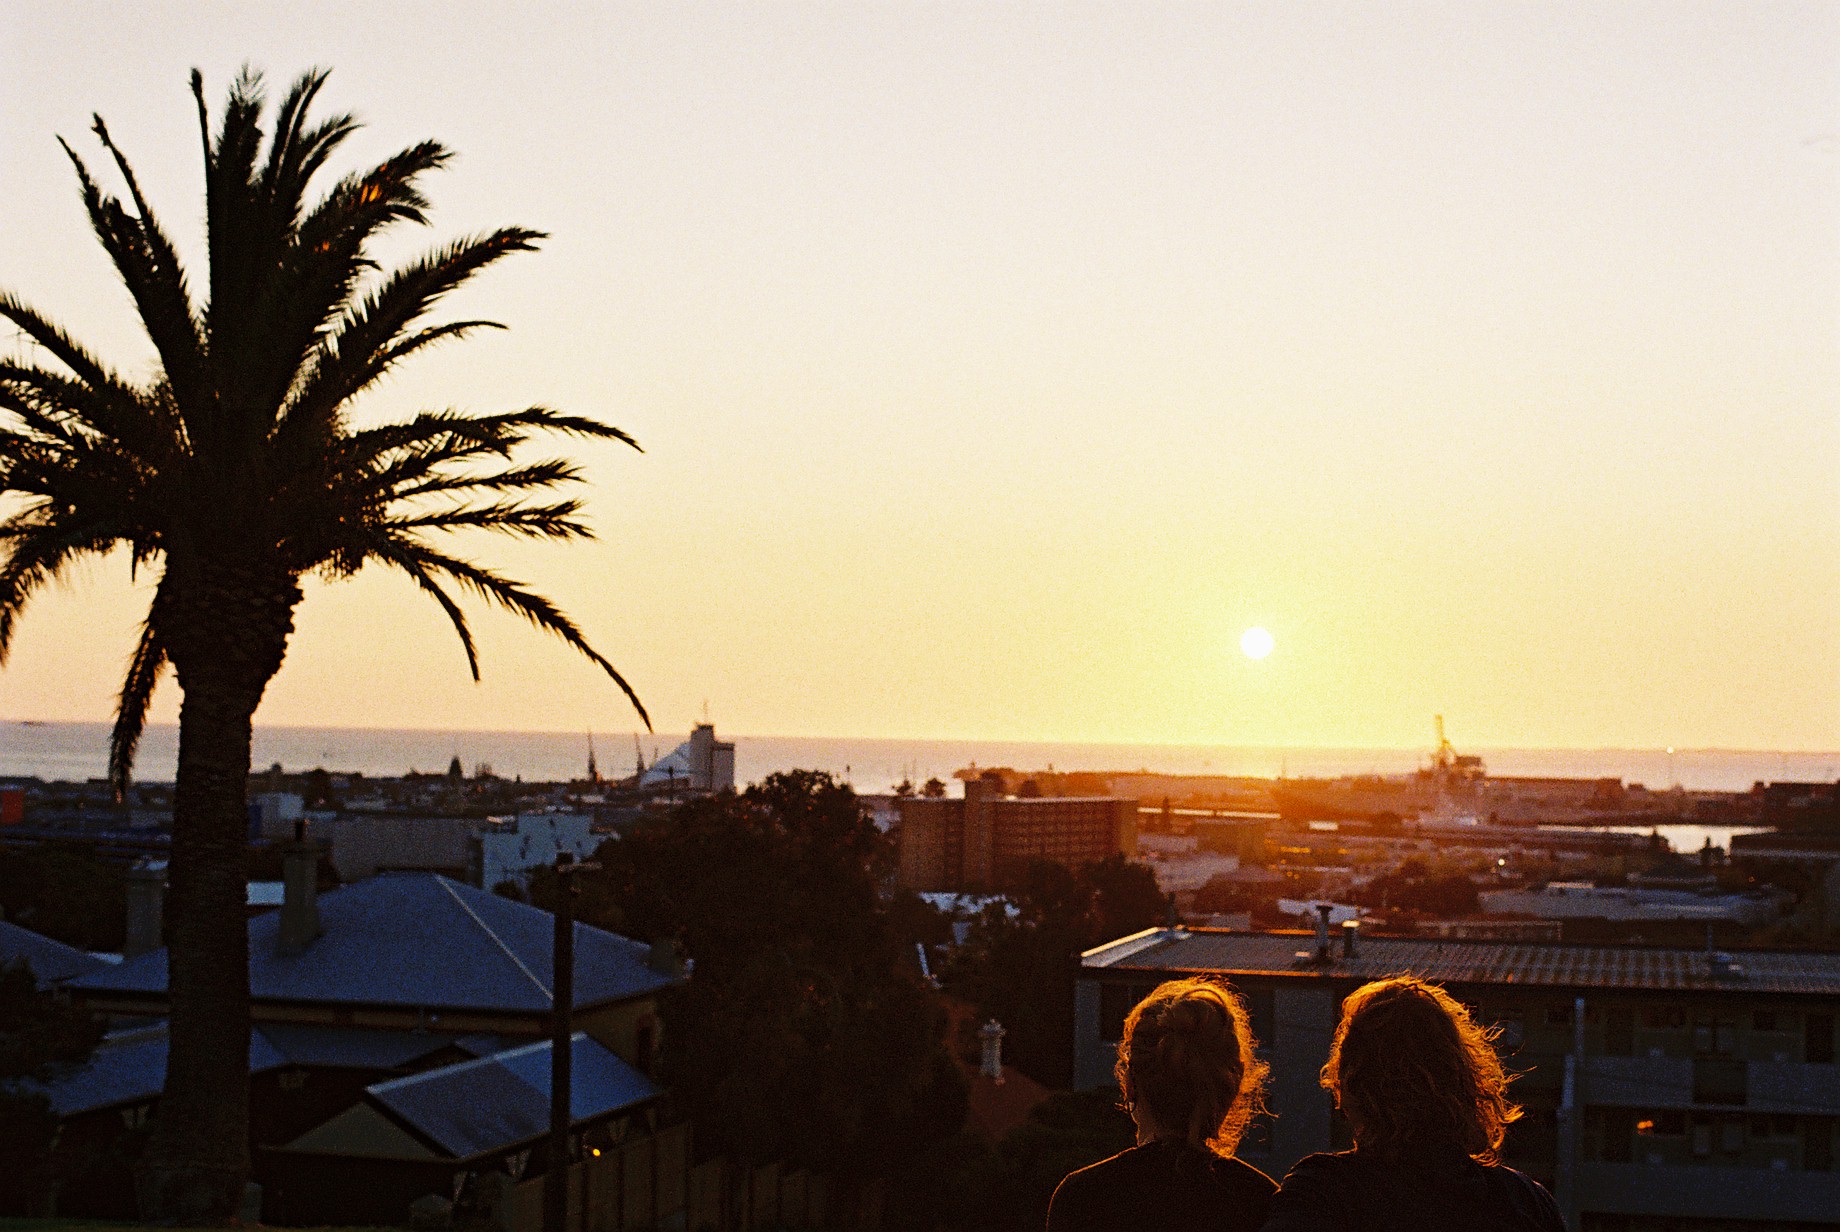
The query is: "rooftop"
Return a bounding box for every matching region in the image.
[0,918,109,987]
[348,1033,658,1160]
[1082,928,1840,996]
[71,873,680,1014]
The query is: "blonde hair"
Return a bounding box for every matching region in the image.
[1320,976,1522,1165]
[1114,977,1269,1154]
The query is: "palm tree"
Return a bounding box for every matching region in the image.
[0,68,648,1219]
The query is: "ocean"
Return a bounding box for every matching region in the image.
[3,720,1835,796]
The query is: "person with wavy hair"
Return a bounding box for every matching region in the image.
[1263,976,1564,1232]
[1048,977,1276,1232]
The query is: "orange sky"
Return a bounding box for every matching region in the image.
[2,4,1836,750]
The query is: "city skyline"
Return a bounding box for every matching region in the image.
[3,3,1836,751]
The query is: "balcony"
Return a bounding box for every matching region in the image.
[1581,1056,1840,1113]
[1575,1162,1840,1223]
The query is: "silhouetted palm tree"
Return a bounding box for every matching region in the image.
[0,68,648,1219]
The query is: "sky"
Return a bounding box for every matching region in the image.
[1,2,1836,751]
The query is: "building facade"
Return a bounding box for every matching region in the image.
[1075,928,1840,1230]
[897,776,1137,893]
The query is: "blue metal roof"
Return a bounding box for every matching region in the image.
[71,873,677,1014]
[31,1025,287,1118]
[257,1023,467,1070]
[0,919,108,987]
[366,1033,660,1159]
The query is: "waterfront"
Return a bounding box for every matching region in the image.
[4,720,1835,797]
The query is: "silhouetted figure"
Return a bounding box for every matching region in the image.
[1262,976,1564,1232]
[1049,978,1275,1232]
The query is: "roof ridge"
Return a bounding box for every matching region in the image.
[436,877,553,1003]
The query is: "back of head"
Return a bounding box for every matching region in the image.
[1115,977,1269,1154]
[1319,976,1520,1165]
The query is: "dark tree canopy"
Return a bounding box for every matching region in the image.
[0,961,106,1215]
[945,855,1166,1087]
[540,771,965,1174]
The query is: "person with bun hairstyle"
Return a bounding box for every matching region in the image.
[1048,977,1276,1232]
[1261,975,1564,1232]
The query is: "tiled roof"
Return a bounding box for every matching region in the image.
[367,1033,659,1159]
[0,919,108,987]
[71,873,678,1014]
[1082,928,1840,996]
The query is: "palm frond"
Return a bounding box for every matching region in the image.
[277,229,544,454]
[58,138,208,415]
[0,291,124,391]
[109,617,167,798]
[0,520,111,664]
[385,499,593,538]
[376,538,649,728]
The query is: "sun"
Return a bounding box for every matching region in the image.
[1240,627,1275,660]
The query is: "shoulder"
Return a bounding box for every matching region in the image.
[1047,1147,1145,1231]
[1275,1151,1361,1189]
[1483,1163,1565,1229]
[1261,1153,1361,1232]
[1211,1154,1278,1200]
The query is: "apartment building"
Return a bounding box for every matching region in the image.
[1075,927,1840,1230]
[896,775,1137,893]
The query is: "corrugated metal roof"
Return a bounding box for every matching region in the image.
[31,1025,287,1118]
[257,1023,466,1070]
[1082,929,1840,996]
[366,1033,659,1159]
[0,919,108,987]
[71,873,677,1014]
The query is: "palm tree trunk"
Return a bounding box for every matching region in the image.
[136,562,299,1222]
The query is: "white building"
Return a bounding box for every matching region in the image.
[470,811,599,892]
[638,724,735,795]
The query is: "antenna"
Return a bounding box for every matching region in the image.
[586,731,599,784]
[701,698,711,723]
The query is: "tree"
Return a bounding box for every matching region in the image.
[0,841,128,952]
[944,856,1165,1086]
[0,69,647,1218]
[553,772,963,1175]
[0,961,106,1215]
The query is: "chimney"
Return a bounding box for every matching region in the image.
[124,862,165,958]
[277,820,323,956]
[1315,903,1334,962]
[1341,918,1360,959]
[977,1019,1007,1084]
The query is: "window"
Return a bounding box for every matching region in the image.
[1808,1014,1835,1065]
[1753,1009,1779,1033]
[1546,1004,1574,1027]
[1657,1111,1686,1136]
[1606,1008,1635,1057]
[1691,1119,1713,1158]
[1720,1118,1744,1154]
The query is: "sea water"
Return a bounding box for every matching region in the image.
[3,720,1835,796]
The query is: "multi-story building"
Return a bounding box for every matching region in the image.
[897,775,1137,893]
[1075,926,1840,1230]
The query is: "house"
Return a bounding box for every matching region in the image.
[53,842,685,1225]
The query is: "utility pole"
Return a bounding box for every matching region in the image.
[545,851,600,1232]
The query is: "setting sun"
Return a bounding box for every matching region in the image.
[1240,627,1275,660]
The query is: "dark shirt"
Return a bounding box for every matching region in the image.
[1047,1140,1277,1232]
[1260,1149,1565,1232]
